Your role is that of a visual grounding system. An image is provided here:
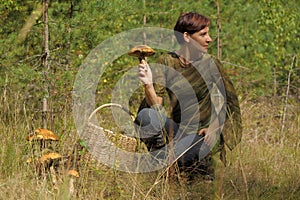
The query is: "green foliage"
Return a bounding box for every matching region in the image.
[1,0,298,99]
[256,0,299,95]
[0,1,299,199]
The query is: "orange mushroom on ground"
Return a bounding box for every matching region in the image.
[39,152,62,164]
[68,169,80,197]
[27,128,59,149]
[37,152,63,180]
[27,128,59,141]
[37,152,63,186]
[68,169,80,178]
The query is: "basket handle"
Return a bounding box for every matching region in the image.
[88,103,135,122]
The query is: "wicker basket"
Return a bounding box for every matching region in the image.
[82,103,140,153]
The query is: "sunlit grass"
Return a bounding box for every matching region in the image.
[0,88,299,199]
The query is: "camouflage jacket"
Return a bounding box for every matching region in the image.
[139,52,242,151]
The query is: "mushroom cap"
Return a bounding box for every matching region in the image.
[128,45,155,58]
[68,169,80,178]
[27,128,59,141]
[39,152,62,163]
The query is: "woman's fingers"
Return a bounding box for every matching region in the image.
[138,61,152,85]
[198,128,208,135]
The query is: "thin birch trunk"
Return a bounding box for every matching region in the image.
[215,0,222,60]
[280,55,296,144]
[42,0,49,129]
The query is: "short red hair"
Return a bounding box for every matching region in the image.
[174,12,211,44]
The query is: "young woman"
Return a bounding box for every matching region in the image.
[135,12,242,181]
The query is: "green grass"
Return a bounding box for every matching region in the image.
[0,90,299,199]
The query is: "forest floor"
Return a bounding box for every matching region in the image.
[0,94,299,200]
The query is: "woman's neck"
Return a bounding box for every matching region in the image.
[175,45,204,64]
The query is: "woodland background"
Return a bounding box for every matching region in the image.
[0,0,299,199]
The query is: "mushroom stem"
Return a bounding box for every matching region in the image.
[139,56,147,64]
[138,56,144,63]
[50,165,58,187]
[69,177,75,197]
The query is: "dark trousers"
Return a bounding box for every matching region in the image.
[134,108,213,172]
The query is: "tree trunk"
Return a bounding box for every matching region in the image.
[215,0,222,60]
[42,0,50,129]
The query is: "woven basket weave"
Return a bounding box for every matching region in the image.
[82,103,139,152]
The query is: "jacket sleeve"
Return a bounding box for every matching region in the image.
[213,58,243,151]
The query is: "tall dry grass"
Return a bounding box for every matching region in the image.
[0,83,299,199]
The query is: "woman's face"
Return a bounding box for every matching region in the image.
[189,26,212,53]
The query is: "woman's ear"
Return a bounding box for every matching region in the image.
[183,32,190,43]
